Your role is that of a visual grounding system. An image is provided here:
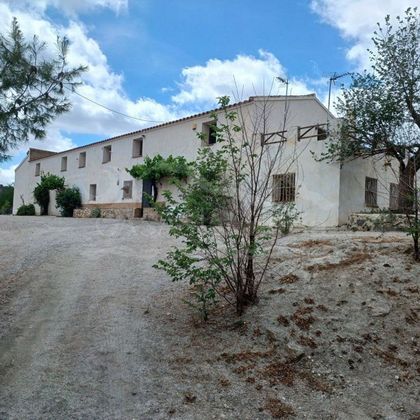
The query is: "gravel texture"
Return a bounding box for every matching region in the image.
[0,216,419,419]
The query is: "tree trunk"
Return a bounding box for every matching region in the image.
[152,180,158,203]
[398,159,416,212]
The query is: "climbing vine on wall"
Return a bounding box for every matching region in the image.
[126,155,191,202]
[33,173,65,215]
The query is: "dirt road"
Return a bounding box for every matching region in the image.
[0,216,185,419]
[0,216,419,419]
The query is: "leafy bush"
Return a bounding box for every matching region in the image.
[16,203,35,216]
[274,203,301,235]
[127,155,191,202]
[90,207,101,218]
[33,173,65,215]
[56,187,81,217]
[0,185,14,212]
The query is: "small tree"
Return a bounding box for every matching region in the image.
[320,8,420,260]
[0,18,86,161]
[154,96,299,318]
[33,173,65,215]
[127,155,190,203]
[55,186,81,217]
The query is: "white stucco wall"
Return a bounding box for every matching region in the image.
[13,94,399,227]
[338,156,400,224]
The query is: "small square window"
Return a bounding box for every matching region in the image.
[89,184,97,201]
[365,177,378,207]
[35,162,41,176]
[122,180,133,199]
[79,152,86,168]
[102,145,112,163]
[61,156,67,171]
[202,122,217,146]
[132,138,143,158]
[272,173,296,203]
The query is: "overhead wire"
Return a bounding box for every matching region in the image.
[64,85,166,124]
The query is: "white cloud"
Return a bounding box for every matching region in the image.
[172,50,311,106]
[0,0,316,180]
[4,0,127,16]
[311,0,417,68]
[0,164,18,185]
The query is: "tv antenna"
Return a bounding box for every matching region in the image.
[328,72,352,111]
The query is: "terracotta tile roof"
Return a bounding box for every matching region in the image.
[27,94,318,161]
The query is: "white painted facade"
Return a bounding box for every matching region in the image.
[13,95,399,226]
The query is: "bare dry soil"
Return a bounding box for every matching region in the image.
[0,216,419,419]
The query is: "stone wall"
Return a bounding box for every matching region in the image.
[74,207,139,219]
[142,207,161,222]
[347,213,412,231]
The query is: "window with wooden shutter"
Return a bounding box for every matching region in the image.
[365,177,378,207]
[89,184,97,201]
[389,182,399,210]
[79,152,86,168]
[102,145,112,163]
[272,173,296,203]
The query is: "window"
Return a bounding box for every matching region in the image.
[79,152,86,168]
[317,126,328,141]
[389,182,399,211]
[61,156,67,171]
[35,162,40,176]
[365,177,378,207]
[272,173,296,202]
[202,122,217,146]
[89,184,97,201]
[102,145,112,163]
[122,180,133,199]
[132,138,143,157]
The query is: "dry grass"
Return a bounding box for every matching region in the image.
[291,306,315,331]
[264,398,295,418]
[298,335,318,349]
[279,274,299,284]
[306,252,371,272]
[277,315,290,327]
[289,239,332,248]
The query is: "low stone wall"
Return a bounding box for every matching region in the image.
[142,207,161,222]
[74,207,139,219]
[348,212,412,231]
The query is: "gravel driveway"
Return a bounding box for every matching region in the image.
[0,216,183,419]
[1,216,419,419]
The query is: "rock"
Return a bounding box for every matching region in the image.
[286,341,306,360]
[369,300,391,316]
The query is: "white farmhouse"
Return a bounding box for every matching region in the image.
[13,95,399,227]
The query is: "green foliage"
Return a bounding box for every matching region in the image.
[127,155,191,202]
[372,209,398,232]
[0,184,13,214]
[0,199,12,214]
[16,203,35,216]
[55,186,81,217]
[0,18,87,161]
[274,203,301,235]
[323,8,420,166]
[90,207,101,218]
[404,187,420,260]
[33,173,65,215]
[154,96,300,319]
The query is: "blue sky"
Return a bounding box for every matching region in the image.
[0,0,417,184]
